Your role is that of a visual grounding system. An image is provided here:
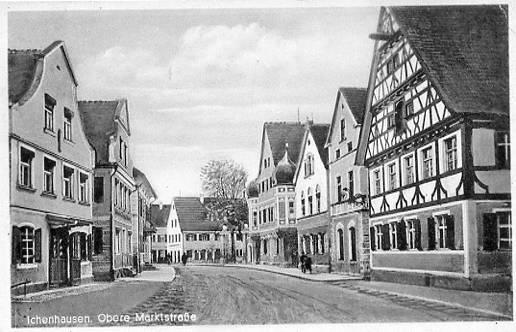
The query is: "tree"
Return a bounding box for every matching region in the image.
[200,159,249,262]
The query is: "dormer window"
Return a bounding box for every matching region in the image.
[64,108,73,141]
[44,94,56,132]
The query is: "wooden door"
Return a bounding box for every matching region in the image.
[69,233,81,285]
[49,228,68,286]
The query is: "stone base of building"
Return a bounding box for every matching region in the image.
[92,270,114,282]
[11,281,48,296]
[371,269,512,292]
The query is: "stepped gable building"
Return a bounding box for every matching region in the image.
[293,123,331,272]
[150,204,173,263]
[132,167,157,268]
[356,6,510,290]
[325,87,370,276]
[79,99,136,280]
[247,122,305,266]
[9,41,95,293]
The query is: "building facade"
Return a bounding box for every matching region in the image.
[132,167,157,270]
[325,88,370,275]
[356,6,510,290]
[247,122,305,266]
[79,99,136,280]
[9,41,95,294]
[294,123,331,272]
[150,204,173,263]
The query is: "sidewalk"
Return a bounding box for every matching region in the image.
[223,263,513,318]
[119,264,176,282]
[223,263,361,282]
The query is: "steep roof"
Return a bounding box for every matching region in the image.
[9,41,78,106]
[264,122,305,166]
[390,5,508,115]
[78,100,125,164]
[133,167,158,199]
[310,124,330,168]
[173,197,221,232]
[338,88,368,124]
[150,204,171,228]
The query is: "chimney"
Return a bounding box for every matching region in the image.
[200,193,204,204]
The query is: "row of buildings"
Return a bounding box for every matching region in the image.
[246,5,511,291]
[9,41,160,293]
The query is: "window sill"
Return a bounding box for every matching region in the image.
[17,184,36,193]
[16,263,38,270]
[41,191,57,199]
[44,128,56,137]
[63,197,76,203]
[64,138,75,145]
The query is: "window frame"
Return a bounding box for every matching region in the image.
[78,171,89,204]
[19,145,35,188]
[386,161,398,191]
[20,226,35,264]
[62,163,75,200]
[495,131,510,169]
[42,155,57,194]
[63,108,73,142]
[419,143,436,180]
[44,94,56,133]
[402,152,415,186]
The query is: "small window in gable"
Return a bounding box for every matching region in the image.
[44,94,56,132]
[64,108,73,141]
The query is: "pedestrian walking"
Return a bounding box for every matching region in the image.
[181,252,188,266]
[300,252,307,273]
[305,256,312,274]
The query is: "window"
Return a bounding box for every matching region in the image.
[20,226,35,264]
[301,191,305,216]
[43,157,56,193]
[394,100,406,134]
[373,170,382,195]
[347,141,353,152]
[340,119,346,141]
[63,165,74,199]
[115,229,121,254]
[349,227,357,261]
[443,136,458,172]
[305,154,314,177]
[288,201,295,218]
[79,172,89,203]
[337,176,342,202]
[335,149,340,160]
[80,233,87,261]
[119,137,123,159]
[253,211,257,226]
[307,187,313,215]
[387,112,396,128]
[386,53,399,75]
[404,155,415,185]
[276,238,280,255]
[200,234,210,241]
[44,94,55,132]
[405,100,414,117]
[390,223,398,249]
[375,225,383,250]
[64,108,73,141]
[405,220,416,249]
[337,228,344,260]
[279,200,286,220]
[497,212,512,249]
[429,215,455,250]
[348,171,354,198]
[93,227,103,254]
[315,185,321,213]
[421,147,434,179]
[387,162,397,191]
[495,132,510,169]
[19,147,34,188]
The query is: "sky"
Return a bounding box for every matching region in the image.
[8,5,380,203]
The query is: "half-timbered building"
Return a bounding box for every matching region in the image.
[247,122,305,266]
[325,88,370,275]
[294,123,331,272]
[356,6,510,290]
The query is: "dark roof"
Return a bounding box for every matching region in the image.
[9,41,78,106]
[390,5,508,115]
[309,124,330,168]
[150,204,171,228]
[338,87,368,124]
[133,167,157,198]
[78,100,124,163]
[173,197,221,232]
[264,122,305,166]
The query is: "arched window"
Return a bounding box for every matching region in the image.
[349,227,357,262]
[307,187,313,215]
[300,191,305,216]
[315,185,321,213]
[337,228,344,260]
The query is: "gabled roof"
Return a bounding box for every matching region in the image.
[173,197,221,232]
[390,5,508,115]
[325,87,367,146]
[133,167,158,199]
[78,99,127,164]
[150,204,171,228]
[9,40,78,106]
[294,124,330,183]
[263,122,305,167]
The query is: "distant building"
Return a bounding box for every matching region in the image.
[79,99,136,280]
[150,204,174,263]
[132,167,157,269]
[293,123,331,272]
[247,122,305,266]
[9,41,95,293]
[357,6,510,290]
[325,88,369,275]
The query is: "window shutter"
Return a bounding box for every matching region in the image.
[370,227,376,251]
[428,217,436,250]
[12,226,21,265]
[445,215,455,250]
[34,228,42,263]
[87,234,93,260]
[483,213,498,251]
[382,224,390,250]
[397,221,407,250]
[414,219,422,250]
